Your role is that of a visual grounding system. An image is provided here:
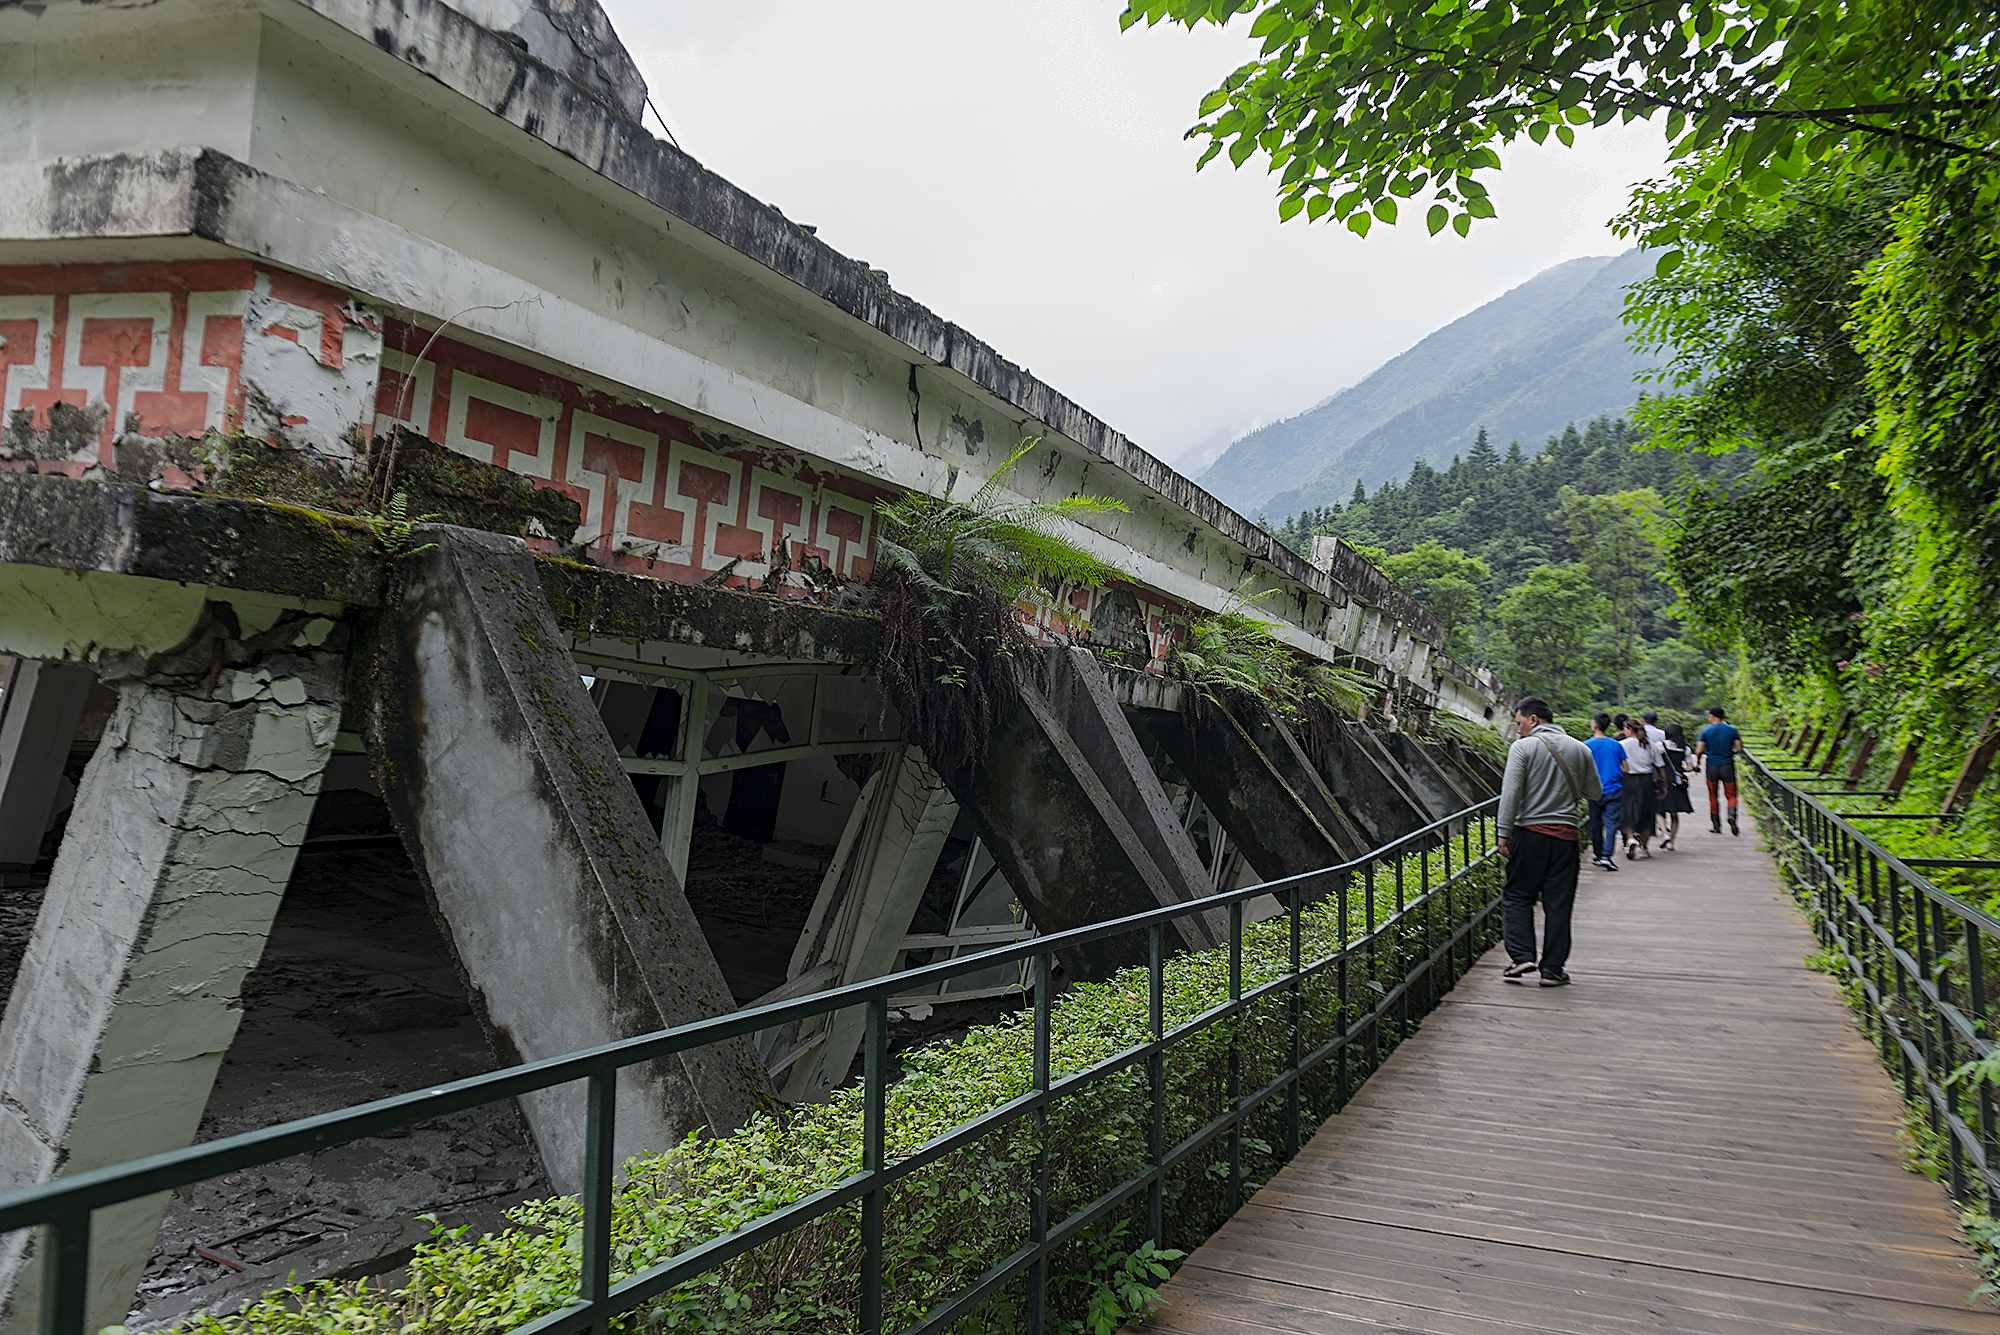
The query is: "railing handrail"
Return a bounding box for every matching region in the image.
[0,796,1492,1230]
[1746,740,2000,1218]
[1747,751,2000,935]
[3,797,1503,1335]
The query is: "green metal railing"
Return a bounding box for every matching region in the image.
[1747,749,2000,1211]
[0,799,1503,1335]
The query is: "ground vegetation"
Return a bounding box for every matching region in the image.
[171,849,1501,1334]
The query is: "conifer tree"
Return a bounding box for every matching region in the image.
[1466,427,1499,477]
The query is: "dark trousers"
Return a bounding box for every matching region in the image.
[1587,792,1622,860]
[1503,828,1580,975]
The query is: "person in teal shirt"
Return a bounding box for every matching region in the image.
[1696,707,1744,835]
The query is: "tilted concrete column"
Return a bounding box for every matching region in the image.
[362,526,763,1192]
[1380,732,1482,818]
[1428,737,1500,801]
[0,659,94,879]
[1044,648,1220,907]
[1316,720,1432,847]
[1230,706,1374,864]
[1129,703,1362,888]
[949,678,1225,982]
[774,746,955,1103]
[0,620,343,1335]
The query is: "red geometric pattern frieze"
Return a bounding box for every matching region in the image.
[0,262,361,473]
[373,321,889,589]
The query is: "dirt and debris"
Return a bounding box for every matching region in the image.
[681,821,831,1004]
[0,874,47,1012]
[124,843,549,1330]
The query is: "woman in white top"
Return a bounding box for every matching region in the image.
[1619,717,1658,859]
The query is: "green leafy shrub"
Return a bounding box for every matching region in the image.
[174,847,1499,1335]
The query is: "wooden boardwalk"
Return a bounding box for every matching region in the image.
[1151,806,2000,1334]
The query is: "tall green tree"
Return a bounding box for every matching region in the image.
[1378,541,1489,660]
[1491,564,1607,716]
[1558,487,1664,706]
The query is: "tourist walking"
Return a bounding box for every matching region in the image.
[1697,706,1744,835]
[1584,712,1627,871]
[1496,697,1601,987]
[1619,716,1659,859]
[1657,721,1695,849]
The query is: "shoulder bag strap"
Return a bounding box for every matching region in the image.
[1534,732,1588,831]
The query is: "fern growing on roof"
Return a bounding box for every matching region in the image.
[869,439,1129,775]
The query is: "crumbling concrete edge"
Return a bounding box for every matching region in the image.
[0,472,381,608]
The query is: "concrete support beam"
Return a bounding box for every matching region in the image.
[949,677,1224,981]
[0,659,93,877]
[1129,703,1364,888]
[1380,733,1482,819]
[1438,737,1503,793]
[1045,649,1220,907]
[362,526,763,1193]
[1230,706,1374,863]
[1316,721,1433,848]
[0,623,343,1335]
[773,746,955,1103]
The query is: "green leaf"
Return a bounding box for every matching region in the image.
[1427,202,1450,235]
[1451,211,1472,237]
[1347,211,1373,237]
[1372,197,1398,225]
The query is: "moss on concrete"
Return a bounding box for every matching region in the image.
[537,557,882,667]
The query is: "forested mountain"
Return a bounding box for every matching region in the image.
[1197,249,1667,519]
[1270,415,1753,714]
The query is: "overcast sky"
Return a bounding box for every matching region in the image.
[597,1,1671,476]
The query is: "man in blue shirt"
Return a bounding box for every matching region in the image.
[1696,706,1745,835]
[1584,712,1627,871]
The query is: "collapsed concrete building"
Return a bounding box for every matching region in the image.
[0,0,1512,1327]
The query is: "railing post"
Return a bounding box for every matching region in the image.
[1967,917,1996,1210]
[1026,956,1052,1333]
[37,1209,90,1335]
[1146,925,1164,1246]
[582,1068,617,1334]
[863,997,888,1334]
[1228,898,1243,1214]
[1288,881,1304,1157]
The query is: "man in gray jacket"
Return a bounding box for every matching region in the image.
[1496,697,1602,987]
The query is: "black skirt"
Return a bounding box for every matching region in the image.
[1622,779,1656,832]
[1660,748,1695,814]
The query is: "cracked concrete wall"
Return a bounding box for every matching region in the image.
[0,622,344,1335]
[0,0,1508,718]
[361,525,763,1193]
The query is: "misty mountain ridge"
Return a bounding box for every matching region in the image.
[1196,248,1667,521]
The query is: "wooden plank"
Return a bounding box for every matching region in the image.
[1150,802,2000,1333]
